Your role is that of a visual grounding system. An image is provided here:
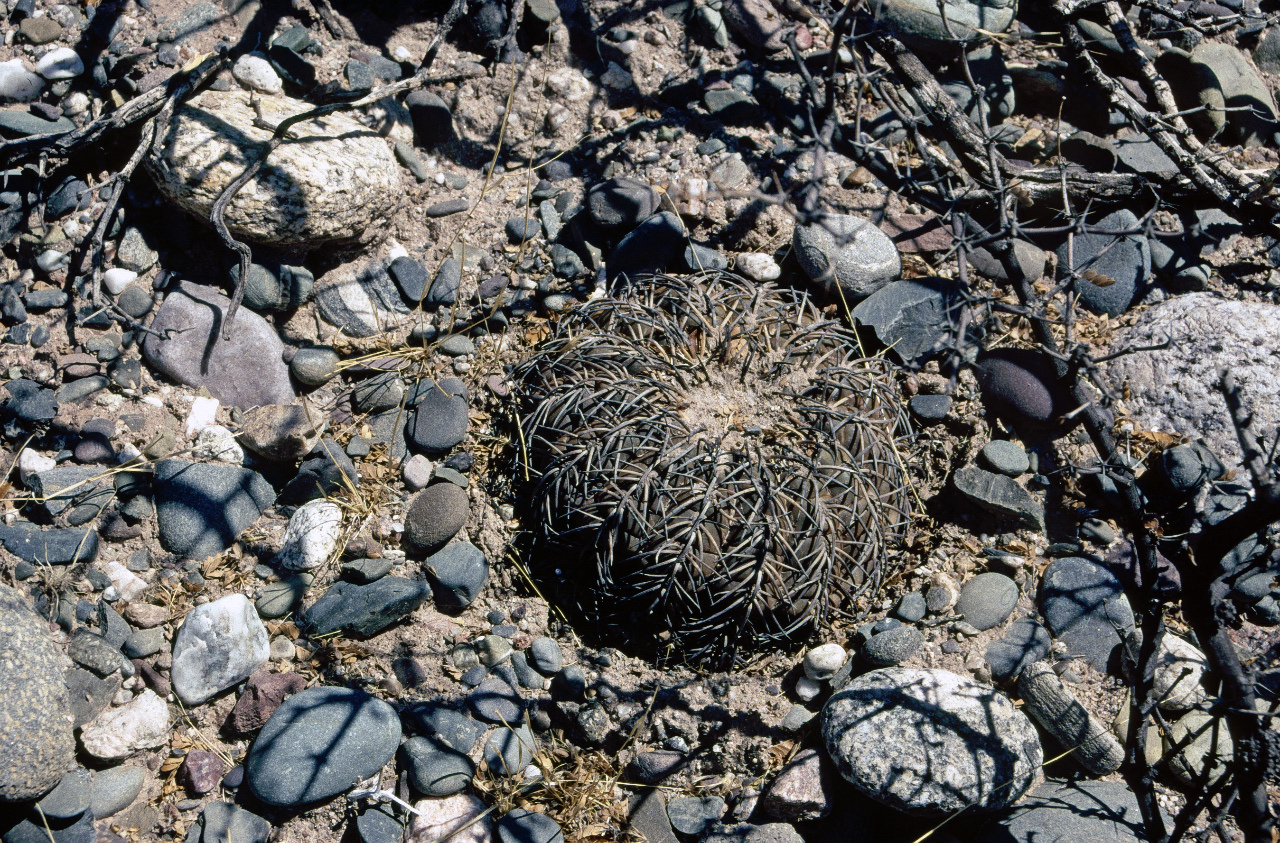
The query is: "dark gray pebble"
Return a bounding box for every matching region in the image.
[862,625,924,666]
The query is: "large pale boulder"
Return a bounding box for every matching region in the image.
[146,89,401,248]
[822,668,1041,815]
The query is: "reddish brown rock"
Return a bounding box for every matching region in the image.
[178,750,226,795]
[227,670,307,734]
[123,603,170,629]
[759,748,836,822]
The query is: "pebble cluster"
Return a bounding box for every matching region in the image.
[1,0,1278,840]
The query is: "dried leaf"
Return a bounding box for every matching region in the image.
[1080,269,1117,287]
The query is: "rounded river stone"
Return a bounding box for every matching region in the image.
[0,584,75,802]
[822,667,1041,815]
[247,686,401,807]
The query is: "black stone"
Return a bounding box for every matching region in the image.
[406,379,469,454]
[279,439,358,504]
[45,177,90,219]
[22,289,67,310]
[0,522,98,565]
[426,258,461,307]
[425,541,489,611]
[608,211,685,282]
[405,90,455,147]
[301,577,433,639]
[389,256,429,304]
[973,348,1075,432]
[505,218,540,243]
[268,44,316,88]
[586,178,658,228]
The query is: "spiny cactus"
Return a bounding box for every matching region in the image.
[511,271,913,666]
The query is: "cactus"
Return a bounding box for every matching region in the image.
[510,271,914,666]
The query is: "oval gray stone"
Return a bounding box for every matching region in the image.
[793,213,901,301]
[0,584,76,802]
[401,735,474,796]
[247,686,401,806]
[89,765,147,819]
[955,572,1019,631]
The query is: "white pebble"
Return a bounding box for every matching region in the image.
[0,58,43,101]
[35,47,84,80]
[276,500,344,570]
[17,449,56,485]
[803,643,848,682]
[80,689,170,760]
[386,240,409,261]
[184,395,220,437]
[103,267,138,295]
[61,91,89,116]
[191,424,245,464]
[795,676,822,702]
[736,252,781,282]
[232,53,283,94]
[402,454,434,491]
[36,249,69,273]
[102,561,148,602]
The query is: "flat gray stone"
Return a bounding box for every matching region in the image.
[953,465,1044,531]
[300,577,432,639]
[188,802,272,843]
[1055,209,1148,316]
[850,277,965,364]
[980,441,1029,477]
[975,779,1151,842]
[1040,557,1134,673]
[484,724,537,776]
[247,686,401,807]
[985,615,1051,682]
[143,281,296,408]
[35,767,91,819]
[153,459,275,560]
[0,522,98,565]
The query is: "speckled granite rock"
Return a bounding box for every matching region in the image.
[822,668,1041,815]
[146,89,401,248]
[0,584,75,802]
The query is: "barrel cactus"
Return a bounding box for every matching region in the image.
[511,271,913,666]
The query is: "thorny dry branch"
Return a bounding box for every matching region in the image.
[776,0,1280,840]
